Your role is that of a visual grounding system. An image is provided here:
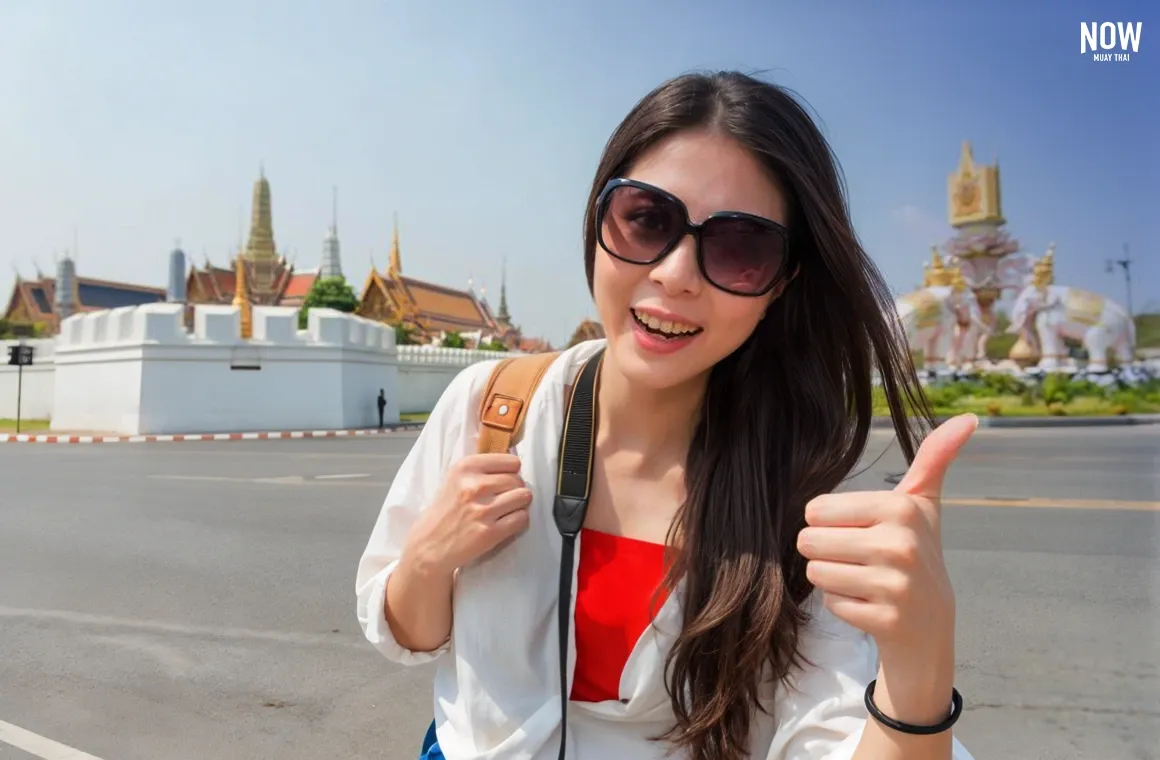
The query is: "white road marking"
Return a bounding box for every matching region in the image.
[0,718,107,759]
[148,474,236,482]
[146,474,388,487]
[146,450,406,460]
[0,606,366,650]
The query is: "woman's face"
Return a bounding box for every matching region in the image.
[592,129,791,391]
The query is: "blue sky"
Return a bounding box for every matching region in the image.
[1,0,1155,346]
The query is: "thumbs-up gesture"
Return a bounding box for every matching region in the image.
[797,414,978,663]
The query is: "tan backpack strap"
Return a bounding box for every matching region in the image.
[477,351,561,454]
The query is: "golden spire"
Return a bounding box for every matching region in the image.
[1031,244,1055,290]
[950,266,968,293]
[233,253,253,339]
[957,140,975,175]
[387,213,402,278]
[244,166,277,262]
[922,246,953,287]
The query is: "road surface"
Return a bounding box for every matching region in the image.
[0,424,1156,759]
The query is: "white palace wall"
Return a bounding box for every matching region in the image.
[3,304,522,433]
[49,304,399,435]
[0,338,56,420]
[20,304,516,434]
[394,345,507,414]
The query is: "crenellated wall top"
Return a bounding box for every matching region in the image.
[54,304,396,352]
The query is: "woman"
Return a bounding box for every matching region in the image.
[357,71,975,760]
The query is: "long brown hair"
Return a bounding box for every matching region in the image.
[581,71,934,760]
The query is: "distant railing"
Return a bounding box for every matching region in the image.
[395,345,522,365]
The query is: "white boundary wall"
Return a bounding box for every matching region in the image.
[395,345,508,414]
[18,305,518,433]
[0,339,56,420]
[51,304,400,435]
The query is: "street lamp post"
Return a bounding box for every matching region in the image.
[1105,243,1134,319]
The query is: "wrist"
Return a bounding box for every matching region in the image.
[874,647,956,726]
[399,539,458,584]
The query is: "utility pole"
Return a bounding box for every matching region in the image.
[1105,243,1134,318]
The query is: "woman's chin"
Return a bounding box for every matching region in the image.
[608,328,711,392]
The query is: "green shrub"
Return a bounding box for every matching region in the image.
[1041,374,1074,405]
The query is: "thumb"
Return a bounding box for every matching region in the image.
[894,413,979,500]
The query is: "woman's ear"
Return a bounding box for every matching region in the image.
[767,265,800,306]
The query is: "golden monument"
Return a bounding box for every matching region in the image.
[232,251,253,339]
[948,140,1004,228]
[943,141,1021,314]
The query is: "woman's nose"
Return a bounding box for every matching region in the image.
[648,235,703,297]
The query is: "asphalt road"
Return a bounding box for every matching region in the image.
[0,425,1157,760]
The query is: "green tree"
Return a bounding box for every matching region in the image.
[441,331,466,348]
[298,276,359,329]
[478,337,509,352]
[394,323,419,345]
[0,319,45,339]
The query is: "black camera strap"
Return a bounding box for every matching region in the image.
[551,347,604,759]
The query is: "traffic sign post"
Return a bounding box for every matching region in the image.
[7,344,35,434]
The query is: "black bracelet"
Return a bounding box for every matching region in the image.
[864,679,963,736]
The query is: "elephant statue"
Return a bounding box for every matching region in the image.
[1007,284,1135,372]
[894,284,987,371]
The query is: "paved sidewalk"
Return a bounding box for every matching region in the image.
[1,423,424,444]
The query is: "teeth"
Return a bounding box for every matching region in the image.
[633,309,700,336]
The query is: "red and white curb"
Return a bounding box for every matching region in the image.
[2,424,425,445]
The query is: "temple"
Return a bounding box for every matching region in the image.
[4,168,556,352]
[356,218,546,350]
[185,168,318,308]
[3,255,165,334]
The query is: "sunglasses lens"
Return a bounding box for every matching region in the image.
[701,218,786,295]
[600,185,684,263]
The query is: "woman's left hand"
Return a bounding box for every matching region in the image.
[796,414,979,664]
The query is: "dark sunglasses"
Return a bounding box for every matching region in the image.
[594,178,791,297]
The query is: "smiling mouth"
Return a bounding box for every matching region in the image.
[630,308,704,339]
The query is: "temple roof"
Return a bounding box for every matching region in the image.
[4,275,166,329]
[365,269,494,333]
[282,270,318,301]
[186,258,316,306]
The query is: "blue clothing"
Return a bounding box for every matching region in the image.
[420,720,443,759]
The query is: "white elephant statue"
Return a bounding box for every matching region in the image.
[1007,284,1135,372]
[894,285,987,371]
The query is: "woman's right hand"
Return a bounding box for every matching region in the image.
[401,451,534,577]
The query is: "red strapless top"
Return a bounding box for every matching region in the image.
[569,527,671,703]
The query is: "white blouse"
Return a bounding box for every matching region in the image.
[356,339,975,760]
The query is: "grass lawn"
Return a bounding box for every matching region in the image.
[873,395,1159,419]
[400,412,430,423]
[0,418,50,433]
